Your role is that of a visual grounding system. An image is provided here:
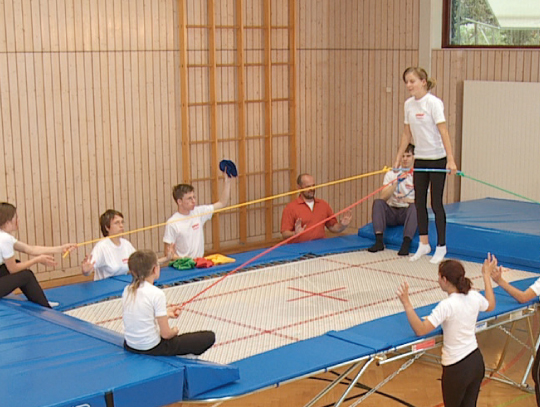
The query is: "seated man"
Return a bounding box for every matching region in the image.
[281,173,352,243]
[368,143,416,255]
[164,174,231,259]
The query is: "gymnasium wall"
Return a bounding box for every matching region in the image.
[0,0,182,279]
[460,80,540,203]
[430,49,540,201]
[297,0,420,229]
[1,1,539,281]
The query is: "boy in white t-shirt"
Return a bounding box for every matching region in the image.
[164,174,232,259]
[81,210,136,280]
[122,249,215,356]
[368,143,417,255]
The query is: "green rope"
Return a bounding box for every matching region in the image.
[459,172,540,205]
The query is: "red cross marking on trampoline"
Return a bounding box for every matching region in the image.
[287,287,348,302]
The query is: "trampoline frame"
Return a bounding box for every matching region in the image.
[182,304,539,406]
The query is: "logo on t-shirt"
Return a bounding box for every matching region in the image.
[415,113,425,119]
[192,223,200,230]
[122,258,128,263]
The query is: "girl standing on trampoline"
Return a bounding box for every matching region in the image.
[393,67,457,264]
[122,249,215,357]
[397,255,497,407]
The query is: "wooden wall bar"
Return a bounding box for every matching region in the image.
[1,0,539,280]
[0,0,297,279]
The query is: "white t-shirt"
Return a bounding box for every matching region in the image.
[163,204,214,259]
[529,278,540,296]
[404,93,447,160]
[0,230,17,265]
[383,170,414,208]
[90,238,136,281]
[427,290,489,366]
[122,281,168,350]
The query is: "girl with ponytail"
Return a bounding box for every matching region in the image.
[394,66,458,264]
[397,254,498,407]
[122,249,215,357]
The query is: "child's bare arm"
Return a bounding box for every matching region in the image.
[157,315,179,339]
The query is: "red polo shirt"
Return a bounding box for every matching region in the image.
[281,196,338,243]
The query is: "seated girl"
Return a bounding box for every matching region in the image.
[122,249,215,356]
[0,202,75,307]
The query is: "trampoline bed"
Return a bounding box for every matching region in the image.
[1,198,540,407]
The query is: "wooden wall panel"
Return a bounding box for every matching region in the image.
[0,0,183,279]
[431,49,540,203]
[3,0,537,282]
[297,0,419,230]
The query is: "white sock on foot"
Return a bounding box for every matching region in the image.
[410,243,431,261]
[48,301,59,307]
[430,245,447,264]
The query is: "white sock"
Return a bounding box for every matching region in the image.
[48,301,60,307]
[410,243,431,261]
[430,245,447,264]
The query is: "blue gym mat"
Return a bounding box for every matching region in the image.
[1,198,538,406]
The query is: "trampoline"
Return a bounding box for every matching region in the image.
[2,198,540,407]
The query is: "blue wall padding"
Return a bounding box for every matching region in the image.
[359,198,540,271]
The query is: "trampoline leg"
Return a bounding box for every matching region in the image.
[492,321,515,375]
[522,314,540,387]
[334,358,375,407]
[303,358,373,407]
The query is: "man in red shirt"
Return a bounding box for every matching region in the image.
[281,174,352,243]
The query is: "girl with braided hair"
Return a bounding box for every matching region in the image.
[397,255,498,407]
[122,249,215,356]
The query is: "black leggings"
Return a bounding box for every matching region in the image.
[441,348,485,407]
[532,345,540,406]
[0,263,50,307]
[124,330,216,356]
[414,157,447,246]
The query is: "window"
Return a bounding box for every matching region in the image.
[444,0,540,47]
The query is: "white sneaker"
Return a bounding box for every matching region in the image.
[410,243,431,262]
[180,354,199,360]
[430,246,447,264]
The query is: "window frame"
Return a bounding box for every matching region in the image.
[442,0,540,49]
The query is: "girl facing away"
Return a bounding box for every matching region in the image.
[397,255,498,407]
[122,249,215,357]
[0,202,75,307]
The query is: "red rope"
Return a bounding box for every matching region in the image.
[179,174,401,309]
